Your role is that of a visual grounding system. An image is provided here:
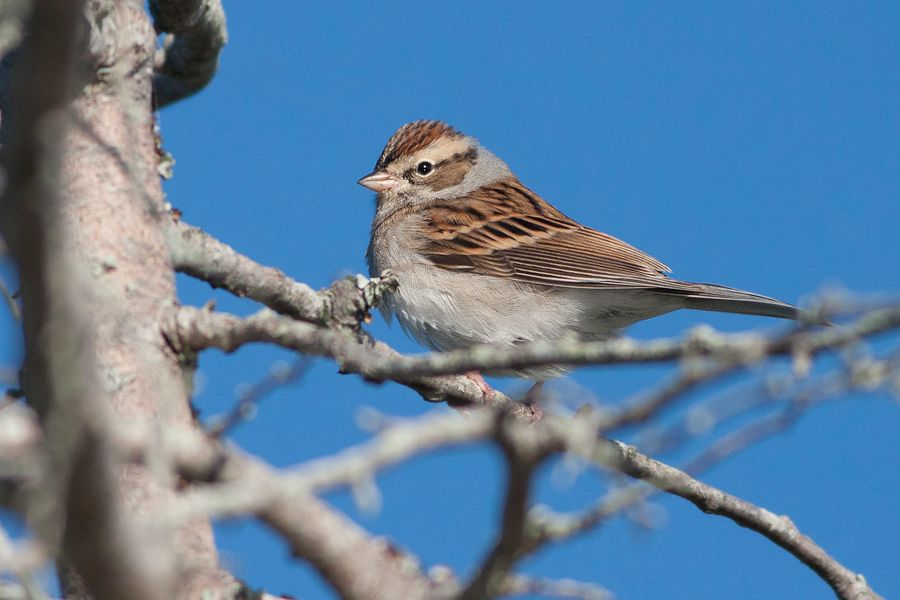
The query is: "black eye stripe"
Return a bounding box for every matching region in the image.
[434,150,476,169]
[403,149,476,182]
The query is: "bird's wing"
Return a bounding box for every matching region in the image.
[420,177,696,291]
[419,178,802,320]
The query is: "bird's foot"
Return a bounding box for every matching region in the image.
[465,370,496,401]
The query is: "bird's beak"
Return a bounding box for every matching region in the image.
[357,170,401,192]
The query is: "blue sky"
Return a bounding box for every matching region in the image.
[169,3,900,599]
[5,2,900,598]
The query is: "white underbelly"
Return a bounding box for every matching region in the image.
[381,262,582,352]
[369,234,680,357]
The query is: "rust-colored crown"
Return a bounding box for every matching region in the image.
[374,120,463,170]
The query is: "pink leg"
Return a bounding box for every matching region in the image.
[465,370,496,401]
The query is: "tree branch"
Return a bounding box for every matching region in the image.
[165,305,535,417]
[160,168,893,600]
[1,2,241,597]
[150,0,227,107]
[603,360,738,429]
[166,218,333,323]
[325,309,900,380]
[163,411,496,522]
[526,359,897,560]
[458,420,544,600]
[0,1,180,598]
[499,575,612,600]
[165,301,899,422]
[592,438,882,600]
[154,406,882,600]
[129,423,436,600]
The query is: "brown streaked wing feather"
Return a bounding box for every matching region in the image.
[421,178,686,290]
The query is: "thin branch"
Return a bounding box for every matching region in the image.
[458,420,545,600]
[157,407,881,600]
[165,411,496,522]
[0,275,20,322]
[165,218,333,323]
[205,357,313,438]
[340,309,900,380]
[162,216,891,599]
[166,218,899,379]
[526,413,793,554]
[150,0,227,107]
[500,575,613,600]
[522,360,893,594]
[525,481,654,554]
[592,438,882,600]
[529,357,896,550]
[166,302,900,417]
[165,305,535,417]
[603,360,739,430]
[135,424,435,600]
[166,217,406,330]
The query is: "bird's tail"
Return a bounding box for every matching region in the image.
[671,283,804,321]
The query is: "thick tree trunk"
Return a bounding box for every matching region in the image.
[0,1,235,598]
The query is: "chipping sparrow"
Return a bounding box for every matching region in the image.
[359,121,801,388]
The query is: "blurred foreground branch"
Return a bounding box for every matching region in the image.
[138,408,883,600]
[150,0,227,107]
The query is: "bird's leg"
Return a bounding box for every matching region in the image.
[465,370,495,401]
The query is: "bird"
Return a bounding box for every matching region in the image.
[358,120,803,399]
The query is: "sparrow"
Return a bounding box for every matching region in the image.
[359,120,802,393]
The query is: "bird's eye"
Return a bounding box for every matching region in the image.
[416,161,434,176]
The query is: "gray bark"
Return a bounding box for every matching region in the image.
[0,1,235,598]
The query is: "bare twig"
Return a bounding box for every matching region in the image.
[458,419,545,600]
[154,426,434,600]
[167,411,496,522]
[591,438,882,600]
[529,356,896,550]
[0,276,20,322]
[335,310,900,380]
[156,407,881,600]
[165,218,332,323]
[166,302,900,420]
[604,360,738,430]
[205,357,313,438]
[500,575,613,600]
[165,305,535,416]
